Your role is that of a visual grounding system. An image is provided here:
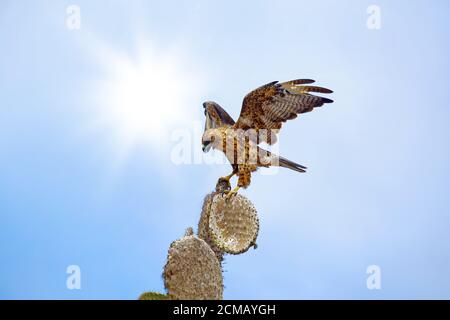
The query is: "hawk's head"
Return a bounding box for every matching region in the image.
[201,128,221,153]
[202,101,235,153]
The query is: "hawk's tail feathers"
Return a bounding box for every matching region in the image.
[278,156,307,173]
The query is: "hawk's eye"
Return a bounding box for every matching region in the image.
[211,136,215,142]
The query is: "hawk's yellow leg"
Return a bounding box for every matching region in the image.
[225,186,240,200]
[219,171,236,183]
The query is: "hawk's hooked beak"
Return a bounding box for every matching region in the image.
[202,142,212,153]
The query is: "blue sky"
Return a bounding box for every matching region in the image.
[1,0,450,299]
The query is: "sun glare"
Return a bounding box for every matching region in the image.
[92,39,203,151]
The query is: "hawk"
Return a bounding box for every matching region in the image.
[201,79,333,198]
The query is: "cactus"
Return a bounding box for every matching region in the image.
[208,193,259,255]
[163,230,223,300]
[140,178,259,300]
[138,291,169,300]
[198,192,225,262]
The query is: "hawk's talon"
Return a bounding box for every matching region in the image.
[219,171,236,183]
[217,177,231,184]
[216,171,236,193]
[216,178,231,193]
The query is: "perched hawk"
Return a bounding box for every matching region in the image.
[201,79,333,198]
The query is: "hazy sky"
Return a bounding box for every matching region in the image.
[1,0,450,299]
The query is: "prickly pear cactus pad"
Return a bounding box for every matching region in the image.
[209,194,259,254]
[198,193,224,262]
[138,291,169,300]
[163,233,223,300]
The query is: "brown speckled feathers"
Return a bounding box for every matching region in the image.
[233,79,333,144]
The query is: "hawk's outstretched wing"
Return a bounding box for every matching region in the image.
[233,79,333,144]
[203,101,235,129]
